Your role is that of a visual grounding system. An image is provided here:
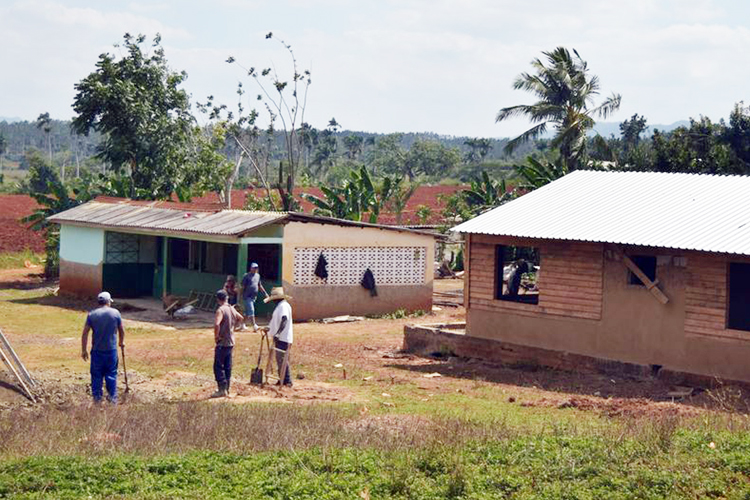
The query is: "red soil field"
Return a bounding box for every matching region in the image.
[0,185,464,256]
[0,195,44,253]
[193,185,464,225]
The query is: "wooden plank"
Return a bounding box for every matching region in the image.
[0,328,35,387]
[464,234,471,309]
[542,276,603,288]
[540,300,600,314]
[686,290,726,300]
[542,307,601,320]
[685,325,736,339]
[541,265,604,277]
[608,244,668,305]
[541,295,602,308]
[541,284,603,297]
[685,305,725,318]
[685,317,726,330]
[0,345,34,402]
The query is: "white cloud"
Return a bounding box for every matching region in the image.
[1,0,749,137]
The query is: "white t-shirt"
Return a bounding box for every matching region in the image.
[269,299,293,344]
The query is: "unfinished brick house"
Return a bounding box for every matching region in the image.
[452,170,750,383]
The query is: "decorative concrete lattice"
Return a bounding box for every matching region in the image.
[105,232,139,264]
[294,246,426,286]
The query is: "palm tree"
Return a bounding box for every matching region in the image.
[496,47,621,170]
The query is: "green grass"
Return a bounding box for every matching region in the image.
[3,428,750,499]
[5,284,750,498]
[0,250,44,270]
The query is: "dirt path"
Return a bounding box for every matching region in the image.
[1,269,747,418]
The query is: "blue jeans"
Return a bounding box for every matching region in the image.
[90,349,118,403]
[243,297,256,317]
[214,346,233,390]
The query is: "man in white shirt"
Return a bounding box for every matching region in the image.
[264,287,294,387]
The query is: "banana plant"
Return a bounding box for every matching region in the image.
[461,171,514,215]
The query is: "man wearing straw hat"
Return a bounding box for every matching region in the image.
[264,287,294,387]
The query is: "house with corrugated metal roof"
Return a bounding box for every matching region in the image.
[452,170,750,383]
[49,197,435,320]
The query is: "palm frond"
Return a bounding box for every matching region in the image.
[503,122,548,154]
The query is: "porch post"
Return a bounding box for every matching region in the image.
[237,243,248,281]
[161,236,170,296]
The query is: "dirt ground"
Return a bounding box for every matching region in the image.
[1,269,749,419]
[0,195,45,253]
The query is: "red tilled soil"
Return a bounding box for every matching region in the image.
[0,195,44,253]
[191,185,464,225]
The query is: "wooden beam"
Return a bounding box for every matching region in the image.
[608,244,669,304]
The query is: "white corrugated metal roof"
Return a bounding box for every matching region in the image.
[451,170,750,255]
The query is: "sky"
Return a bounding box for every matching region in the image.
[2,0,750,138]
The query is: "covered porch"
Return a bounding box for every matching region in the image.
[102,225,284,318]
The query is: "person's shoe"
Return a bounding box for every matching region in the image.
[239,324,249,331]
[252,323,259,332]
[210,388,227,398]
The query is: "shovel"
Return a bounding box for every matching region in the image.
[250,332,267,385]
[120,345,130,393]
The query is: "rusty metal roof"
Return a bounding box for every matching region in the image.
[452,170,750,256]
[48,201,287,237]
[48,200,437,238]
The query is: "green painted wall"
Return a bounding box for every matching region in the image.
[60,225,104,265]
[169,267,226,297]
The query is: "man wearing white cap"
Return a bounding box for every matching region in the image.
[81,291,125,403]
[239,262,268,331]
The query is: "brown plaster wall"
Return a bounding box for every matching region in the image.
[465,235,750,383]
[285,283,433,321]
[59,259,102,298]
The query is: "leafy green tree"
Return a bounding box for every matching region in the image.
[724,102,750,171]
[72,33,195,199]
[310,119,340,176]
[496,47,621,170]
[35,112,53,168]
[0,132,6,176]
[387,179,418,225]
[620,114,648,150]
[24,149,60,194]
[415,204,432,224]
[371,135,460,181]
[343,134,364,160]
[650,118,736,175]
[463,138,493,164]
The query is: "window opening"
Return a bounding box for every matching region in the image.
[728,262,750,332]
[628,255,656,286]
[171,238,190,269]
[495,245,540,304]
[105,232,139,263]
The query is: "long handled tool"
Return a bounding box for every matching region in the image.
[120,345,130,393]
[250,331,268,385]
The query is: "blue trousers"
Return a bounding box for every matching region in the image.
[90,349,118,403]
[214,346,233,390]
